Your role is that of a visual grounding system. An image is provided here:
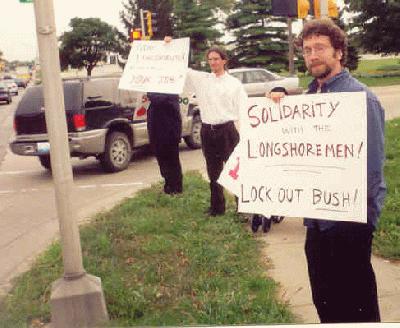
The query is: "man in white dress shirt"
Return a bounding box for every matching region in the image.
[165,37,248,216]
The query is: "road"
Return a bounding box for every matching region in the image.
[0,85,399,303]
[0,91,206,297]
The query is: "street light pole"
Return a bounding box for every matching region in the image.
[32,0,108,327]
[287,17,295,76]
[320,0,328,18]
[140,8,146,40]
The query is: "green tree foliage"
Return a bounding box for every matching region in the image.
[119,0,174,67]
[59,18,124,76]
[120,0,174,39]
[173,0,222,69]
[344,0,400,55]
[226,0,288,72]
[335,9,360,71]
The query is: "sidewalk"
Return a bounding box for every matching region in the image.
[261,218,400,323]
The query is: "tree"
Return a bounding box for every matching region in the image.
[59,18,124,76]
[344,0,400,55]
[334,8,360,71]
[226,0,288,72]
[173,0,222,69]
[120,0,174,40]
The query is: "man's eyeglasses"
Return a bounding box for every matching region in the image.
[302,44,331,56]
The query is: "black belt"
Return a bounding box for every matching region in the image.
[202,121,233,130]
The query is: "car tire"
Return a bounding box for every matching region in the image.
[100,131,131,173]
[184,114,202,149]
[39,155,51,170]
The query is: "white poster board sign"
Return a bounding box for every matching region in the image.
[118,38,190,94]
[219,92,367,223]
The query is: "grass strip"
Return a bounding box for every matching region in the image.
[374,118,400,259]
[0,171,294,327]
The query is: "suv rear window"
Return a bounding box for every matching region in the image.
[16,83,82,114]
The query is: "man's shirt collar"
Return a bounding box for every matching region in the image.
[308,69,349,93]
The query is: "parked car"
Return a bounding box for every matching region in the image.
[229,67,302,97]
[3,79,19,96]
[10,77,202,173]
[0,81,12,104]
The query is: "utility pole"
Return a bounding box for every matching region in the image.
[32,0,108,327]
[287,17,295,76]
[320,0,328,18]
[140,8,146,40]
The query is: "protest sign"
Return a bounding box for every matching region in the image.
[118,38,190,94]
[219,92,367,222]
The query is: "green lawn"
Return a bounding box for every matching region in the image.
[0,172,294,327]
[299,57,400,89]
[374,118,400,258]
[355,58,400,74]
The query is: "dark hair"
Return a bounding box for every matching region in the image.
[206,47,229,69]
[297,18,348,66]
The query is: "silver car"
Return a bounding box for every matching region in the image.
[229,67,302,97]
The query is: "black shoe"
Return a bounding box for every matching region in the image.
[271,216,284,223]
[206,208,224,217]
[262,216,272,233]
[251,214,263,232]
[164,184,182,195]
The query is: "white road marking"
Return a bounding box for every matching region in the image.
[0,182,145,196]
[99,183,143,187]
[0,170,42,176]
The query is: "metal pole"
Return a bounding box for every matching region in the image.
[33,0,84,278]
[321,0,328,18]
[287,17,295,76]
[32,1,108,326]
[140,8,146,39]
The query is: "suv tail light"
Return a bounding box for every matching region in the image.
[73,114,86,131]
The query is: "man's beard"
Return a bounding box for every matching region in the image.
[308,63,332,79]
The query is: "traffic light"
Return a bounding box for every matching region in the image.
[130,28,142,42]
[271,0,310,18]
[145,11,157,38]
[310,0,339,18]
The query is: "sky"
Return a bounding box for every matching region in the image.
[0,0,126,62]
[0,0,346,63]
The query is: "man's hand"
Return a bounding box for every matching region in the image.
[266,91,286,104]
[164,36,172,43]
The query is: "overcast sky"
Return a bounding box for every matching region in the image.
[0,0,346,62]
[0,0,126,62]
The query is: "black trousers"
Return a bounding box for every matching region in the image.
[305,222,380,323]
[201,121,239,214]
[147,93,182,194]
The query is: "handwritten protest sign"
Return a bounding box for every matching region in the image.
[219,92,367,223]
[119,38,190,94]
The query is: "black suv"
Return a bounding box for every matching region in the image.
[10,77,202,172]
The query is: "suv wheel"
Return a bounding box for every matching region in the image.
[184,114,202,149]
[39,155,51,170]
[100,131,131,172]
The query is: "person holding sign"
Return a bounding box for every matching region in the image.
[147,92,183,195]
[165,36,248,216]
[270,19,386,323]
